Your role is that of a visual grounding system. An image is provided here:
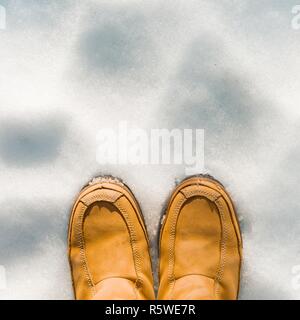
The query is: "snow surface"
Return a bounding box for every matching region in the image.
[0,0,300,299]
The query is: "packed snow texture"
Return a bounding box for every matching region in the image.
[0,0,300,299]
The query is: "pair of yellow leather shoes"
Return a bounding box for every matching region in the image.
[68,175,242,300]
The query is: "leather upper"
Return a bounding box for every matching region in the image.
[68,180,155,300]
[158,176,242,300]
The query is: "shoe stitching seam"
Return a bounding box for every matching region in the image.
[214,196,228,298]
[168,192,186,300]
[168,189,224,300]
[75,202,96,298]
[74,198,142,299]
[115,201,143,299]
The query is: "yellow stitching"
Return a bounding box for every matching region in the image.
[115,202,144,292]
[74,203,96,297]
[168,195,186,299]
[81,190,122,206]
[214,198,228,298]
[167,188,224,300]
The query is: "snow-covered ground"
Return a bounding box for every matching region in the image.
[0,0,300,299]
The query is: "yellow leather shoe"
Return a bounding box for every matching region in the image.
[68,176,155,300]
[158,175,242,300]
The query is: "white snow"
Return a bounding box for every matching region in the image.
[0,0,300,299]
